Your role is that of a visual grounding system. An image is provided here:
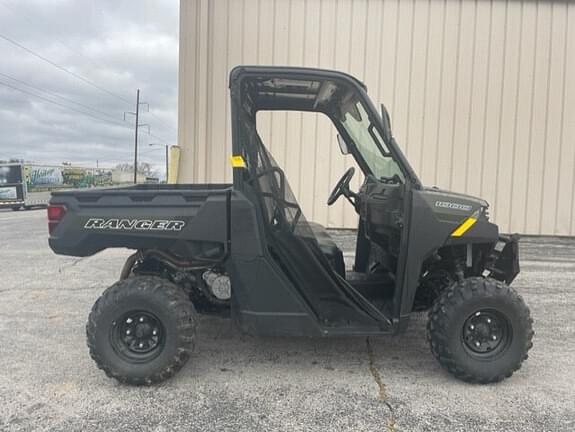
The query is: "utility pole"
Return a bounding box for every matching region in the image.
[165,145,169,182]
[124,89,149,184]
[133,89,140,184]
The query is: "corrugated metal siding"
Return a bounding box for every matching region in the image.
[178,0,575,235]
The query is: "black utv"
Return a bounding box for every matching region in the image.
[48,66,533,385]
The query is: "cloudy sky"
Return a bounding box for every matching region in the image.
[0,0,178,176]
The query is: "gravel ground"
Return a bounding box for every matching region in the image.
[0,209,574,431]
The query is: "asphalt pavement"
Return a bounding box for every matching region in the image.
[0,209,574,431]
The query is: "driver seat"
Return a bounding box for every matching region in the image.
[307,222,346,278]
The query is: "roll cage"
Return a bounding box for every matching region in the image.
[229,66,421,188]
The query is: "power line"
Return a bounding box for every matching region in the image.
[0,21,174,149]
[0,72,169,144]
[0,0,113,76]
[0,18,176,140]
[0,32,133,106]
[72,159,125,166]
[140,147,163,156]
[1,2,177,140]
[141,109,177,136]
[148,132,171,145]
[0,76,170,150]
[0,79,132,130]
[94,149,163,165]
[0,71,123,123]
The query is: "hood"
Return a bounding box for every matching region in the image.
[420,186,489,223]
[422,186,489,208]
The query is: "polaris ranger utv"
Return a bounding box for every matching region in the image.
[48,66,533,385]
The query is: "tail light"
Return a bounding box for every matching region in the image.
[47,204,67,235]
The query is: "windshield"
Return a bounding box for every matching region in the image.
[340,100,404,182]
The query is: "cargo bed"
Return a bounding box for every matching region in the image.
[48,183,233,258]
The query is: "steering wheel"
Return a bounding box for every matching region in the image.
[327,167,355,206]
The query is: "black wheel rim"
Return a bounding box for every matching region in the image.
[110,310,165,362]
[462,309,511,357]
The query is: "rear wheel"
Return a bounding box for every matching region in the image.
[427,277,533,383]
[87,276,197,385]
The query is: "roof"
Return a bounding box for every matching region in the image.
[229,65,367,91]
[229,65,368,112]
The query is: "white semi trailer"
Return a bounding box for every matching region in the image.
[0,163,54,210]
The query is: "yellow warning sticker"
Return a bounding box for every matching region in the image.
[451,217,477,237]
[230,155,246,168]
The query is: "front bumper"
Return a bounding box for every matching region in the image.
[487,234,520,284]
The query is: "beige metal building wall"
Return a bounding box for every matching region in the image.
[178,0,575,235]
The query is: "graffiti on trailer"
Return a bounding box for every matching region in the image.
[26,166,64,186]
[24,165,114,190]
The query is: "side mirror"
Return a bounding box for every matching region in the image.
[380,103,392,142]
[337,134,349,155]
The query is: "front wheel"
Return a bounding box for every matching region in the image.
[87,276,197,385]
[427,277,533,383]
